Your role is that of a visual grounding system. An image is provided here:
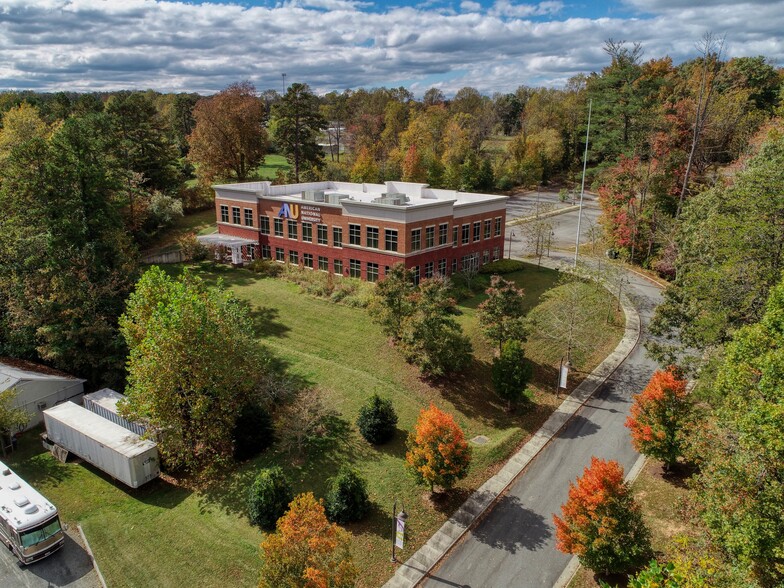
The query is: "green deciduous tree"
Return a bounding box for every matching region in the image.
[368,263,415,342]
[477,275,527,354]
[188,81,267,185]
[119,266,265,472]
[248,466,294,530]
[400,277,472,377]
[491,340,533,411]
[0,389,29,457]
[270,83,326,183]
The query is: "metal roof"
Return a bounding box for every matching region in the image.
[0,359,84,393]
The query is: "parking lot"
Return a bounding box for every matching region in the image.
[0,528,101,588]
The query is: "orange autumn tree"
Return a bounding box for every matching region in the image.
[259,492,357,588]
[554,457,651,574]
[625,366,689,469]
[405,404,472,493]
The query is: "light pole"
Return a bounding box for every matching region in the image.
[574,98,593,267]
[391,501,408,563]
[508,230,515,259]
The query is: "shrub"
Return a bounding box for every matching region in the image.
[233,402,274,461]
[356,394,398,445]
[177,232,208,261]
[248,467,294,530]
[247,259,284,277]
[324,466,370,524]
[479,259,526,274]
[492,340,533,411]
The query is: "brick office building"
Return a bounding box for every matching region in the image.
[208,180,508,282]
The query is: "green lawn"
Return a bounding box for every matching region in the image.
[9,262,623,588]
[141,209,217,255]
[255,153,291,180]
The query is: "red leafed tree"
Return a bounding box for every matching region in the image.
[401,143,427,183]
[554,457,651,574]
[259,492,358,588]
[625,366,689,468]
[405,404,472,493]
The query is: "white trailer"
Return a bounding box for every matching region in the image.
[82,388,146,436]
[43,402,159,489]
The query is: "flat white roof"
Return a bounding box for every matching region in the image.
[213,180,506,208]
[0,359,84,393]
[44,402,156,458]
[0,460,59,531]
[83,388,124,414]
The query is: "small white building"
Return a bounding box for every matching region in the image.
[0,359,85,430]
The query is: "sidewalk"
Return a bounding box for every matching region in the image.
[383,257,642,588]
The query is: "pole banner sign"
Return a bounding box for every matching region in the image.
[395,517,405,549]
[559,364,568,389]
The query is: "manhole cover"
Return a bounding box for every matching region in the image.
[471,435,489,446]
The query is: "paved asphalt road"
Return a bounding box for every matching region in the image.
[0,528,101,588]
[421,251,663,588]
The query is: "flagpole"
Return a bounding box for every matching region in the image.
[574,98,592,267]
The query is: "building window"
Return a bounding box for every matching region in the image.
[367,262,379,283]
[288,219,298,240]
[220,205,229,223]
[349,223,361,246]
[289,250,299,265]
[232,206,241,224]
[261,244,271,259]
[424,261,434,278]
[484,219,491,240]
[247,244,256,259]
[439,223,448,245]
[275,247,285,262]
[438,259,447,275]
[425,226,435,249]
[333,226,343,248]
[412,265,420,286]
[303,253,313,268]
[366,226,379,249]
[274,218,283,237]
[452,259,458,273]
[244,208,254,227]
[334,259,343,275]
[302,222,312,243]
[494,217,502,237]
[385,229,398,252]
[317,224,328,245]
[493,246,500,260]
[453,226,458,246]
[260,216,270,235]
[461,224,470,245]
[411,228,421,252]
[349,259,361,278]
[473,221,481,242]
[483,250,490,264]
[318,256,329,271]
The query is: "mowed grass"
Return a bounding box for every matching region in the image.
[255,153,291,180]
[10,261,623,588]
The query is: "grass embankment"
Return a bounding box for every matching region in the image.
[141,208,217,255]
[10,262,623,588]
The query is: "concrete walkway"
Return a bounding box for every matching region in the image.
[383,257,642,588]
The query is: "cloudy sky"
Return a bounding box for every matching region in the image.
[1,0,782,97]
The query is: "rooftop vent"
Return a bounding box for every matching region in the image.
[327,193,350,205]
[24,505,39,515]
[303,190,325,202]
[14,496,30,508]
[1,469,10,476]
[9,481,20,490]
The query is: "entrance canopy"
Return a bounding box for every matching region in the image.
[197,234,257,265]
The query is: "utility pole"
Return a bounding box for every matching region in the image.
[282,73,287,95]
[574,98,592,267]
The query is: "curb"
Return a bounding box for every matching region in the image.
[383,263,642,588]
[508,204,582,226]
[77,524,108,588]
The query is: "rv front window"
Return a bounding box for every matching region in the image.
[19,518,62,548]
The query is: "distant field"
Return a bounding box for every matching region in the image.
[255,153,291,180]
[10,261,623,588]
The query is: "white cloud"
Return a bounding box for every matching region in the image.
[0,0,781,96]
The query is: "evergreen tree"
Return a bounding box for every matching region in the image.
[270,83,326,182]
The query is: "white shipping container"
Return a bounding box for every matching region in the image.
[83,388,146,436]
[43,402,159,488]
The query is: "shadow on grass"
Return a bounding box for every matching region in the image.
[345,500,396,543]
[248,305,289,338]
[470,494,552,553]
[372,426,409,459]
[430,358,515,429]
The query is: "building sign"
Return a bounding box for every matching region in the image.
[395,517,405,549]
[278,203,299,219]
[300,205,322,223]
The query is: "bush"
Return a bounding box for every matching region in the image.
[233,402,274,461]
[248,467,294,530]
[324,466,370,524]
[248,259,284,277]
[356,394,398,445]
[177,232,208,261]
[479,259,526,274]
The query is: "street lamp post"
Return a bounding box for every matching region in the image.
[508,230,515,259]
[391,501,408,563]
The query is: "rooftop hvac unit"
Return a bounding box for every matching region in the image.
[327,193,350,205]
[303,190,325,202]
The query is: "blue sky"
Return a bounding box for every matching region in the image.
[0,0,782,96]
